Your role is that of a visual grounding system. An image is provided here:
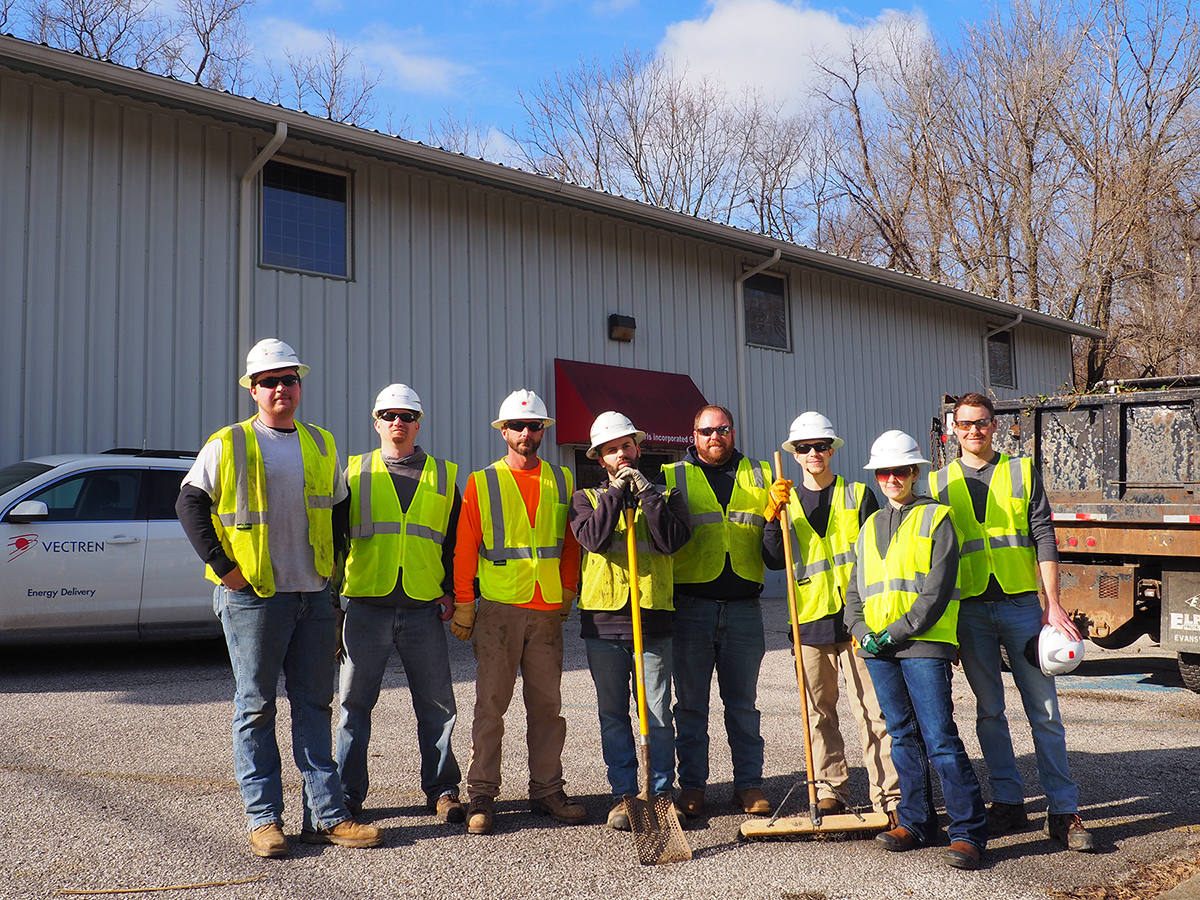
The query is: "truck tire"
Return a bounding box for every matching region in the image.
[1179,653,1200,694]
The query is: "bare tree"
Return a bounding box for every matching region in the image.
[268,33,381,126]
[174,0,256,92]
[24,0,179,70]
[427,109,495,158]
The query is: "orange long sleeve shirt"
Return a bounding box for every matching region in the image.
[453,462,580,610]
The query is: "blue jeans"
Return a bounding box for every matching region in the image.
[672,596,765,791]
[865,656,987,850]
[957,594,1079,814]
[216,584,349,832]
[585,636,675,797]
[336,601,461,809]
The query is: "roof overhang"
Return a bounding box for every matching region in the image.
[0,34,1104,341]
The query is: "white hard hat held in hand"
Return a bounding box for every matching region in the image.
[373,384,423,417]
[1025,623,1085,676]
[864,430,931,470]
[492,389,554,429]
[587,411,645,459]
[240,338,309,388]
[782,411,844,452]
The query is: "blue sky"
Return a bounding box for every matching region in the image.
[247,0,992,145]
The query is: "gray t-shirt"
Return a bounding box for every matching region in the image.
[183,418,348,593]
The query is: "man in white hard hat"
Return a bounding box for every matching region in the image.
[334,384,465,826]
[176,339,382,858]
[450,389,584,835]
[568,412,691,830]
[662,405,782,818]
[844,430,987,870]
[762,412,899,821]
[930,393,1095,852]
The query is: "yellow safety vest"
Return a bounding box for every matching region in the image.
[343,451,458,601]
[929,456,1039,598]
[663,457,770,584]
[857,502,958,645]
[473,459,572,606]
[787,478,865,624]
[205,416,337,597]
[578,488,675,612]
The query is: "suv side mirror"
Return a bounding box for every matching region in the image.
[6,499,49,522]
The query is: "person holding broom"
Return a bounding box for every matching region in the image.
[569,412,691,831]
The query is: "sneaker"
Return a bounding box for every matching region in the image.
[944,841,982,870]
[467,795,494,835]
[817,797,847,815]
[607,799,631,832]
[300,819,383,848]
[248,822,288,858]
[530,790,588,825]
[986,801,1029,836]
[1046,813,1095,852]
[676,789,705,818]
[732,788,772,816]
[431,793,466,824]
[876,824,920,852]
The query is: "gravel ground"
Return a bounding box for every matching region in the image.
[2,596,1197,900]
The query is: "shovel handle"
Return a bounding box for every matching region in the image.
[627,507,650,745]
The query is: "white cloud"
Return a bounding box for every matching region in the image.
[657,0,930,115]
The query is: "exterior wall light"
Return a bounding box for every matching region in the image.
[608,314,636,342]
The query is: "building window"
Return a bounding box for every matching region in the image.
[261,160,350,278]
[743,272,790,350]
[988,329,1016,389]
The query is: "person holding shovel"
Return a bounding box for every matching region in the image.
[569,412,692,831]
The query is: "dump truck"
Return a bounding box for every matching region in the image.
[933,378,1200,693]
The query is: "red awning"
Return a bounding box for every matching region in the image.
[554,358,708,449]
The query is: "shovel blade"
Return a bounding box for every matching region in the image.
[740,810,891,839]
[625,793,692,865]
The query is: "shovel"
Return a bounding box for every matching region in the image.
[622,505,692,865]
[740,453,891,840]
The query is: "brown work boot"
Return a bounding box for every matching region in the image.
[986,800,1029,835]
[529,790,588,825]
[299,819,383,848]
[248,822,288,858]
[817,797,847,815]
[732,788,772,816]
[1046,813,1096,852]
[944,841,982,870]
[607,799,631,832]
[431,793,466,824]
[876,824,920,852]
[676,789,705,818]
[467,795,494,835]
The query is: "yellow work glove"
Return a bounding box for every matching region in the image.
[764,477,793,522]
[560,588,577,623]
[450,601,477,641]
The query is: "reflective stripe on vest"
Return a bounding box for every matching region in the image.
[578,487,675,612]
[663,457,770,583]
[205,416,337,597]
[857,502,958,645]
[343,451,457,600]
[929,455,1039,598]
[787,478,864,625]
[474,459,572,605]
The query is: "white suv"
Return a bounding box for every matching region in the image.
[0,450,220,644]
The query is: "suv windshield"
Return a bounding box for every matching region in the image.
[0,461,55,496]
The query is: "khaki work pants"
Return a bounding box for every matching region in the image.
[800,641,900,814]
[466,598,567,801]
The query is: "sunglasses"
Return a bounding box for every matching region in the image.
[254,374,300,389]
[377,411,419,423]
[954,417,994,432]
[876,466,915,480]
[795,441,832,454]
[696,425,733,437]
[504,420,545,432]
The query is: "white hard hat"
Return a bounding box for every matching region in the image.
[587,411,645,459]
[373,384,423,418]
[492,389,555,429]
[863,430,931,469]
[1025,623,1085,676]
[782,411,844,452]
[240,338,309,388]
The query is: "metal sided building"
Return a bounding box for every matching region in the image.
[0,35,1103,484]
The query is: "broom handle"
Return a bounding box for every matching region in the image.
[626,506,653,799]
[774,451,820,821]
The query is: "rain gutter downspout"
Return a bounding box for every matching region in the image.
[237,121,287,412]
[734,249,782,434]
[984,314,1022,392]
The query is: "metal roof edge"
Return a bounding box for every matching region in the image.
[0,34,1104,341]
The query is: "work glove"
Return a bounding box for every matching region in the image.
[608,468,633,493]
[434,594,455,622]
[560,588,577,623]
[629,469,653,495]
[764,477,794,522]
[861,630,896,655]
[450,601,477,641]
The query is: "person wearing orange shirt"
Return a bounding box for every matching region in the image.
[450,389,583,835]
